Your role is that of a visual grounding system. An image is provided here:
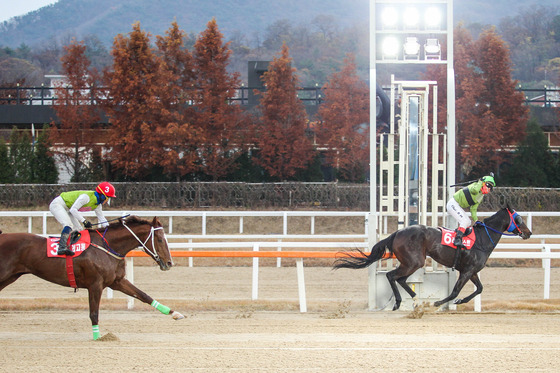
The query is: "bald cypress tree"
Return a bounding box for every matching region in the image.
[253,43,313,180]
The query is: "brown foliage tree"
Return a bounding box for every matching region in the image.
[155,21,199,179]
[49,39,101,181]
[424,25,528,178]
[254,43,313,180]
[104,22,176,179]
[317,54,369,181]
[192,18,245,180]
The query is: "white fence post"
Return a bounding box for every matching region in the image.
[252,243,259,300]
[544,245,551,299]
[474,271,482,312]
[296,258,307,312]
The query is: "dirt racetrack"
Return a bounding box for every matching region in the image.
[1,266,560,372]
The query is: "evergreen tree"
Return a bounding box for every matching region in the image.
[33,125,58,184]
[501,118,557,187]
[0,138,14,183]
[9,128,33,183]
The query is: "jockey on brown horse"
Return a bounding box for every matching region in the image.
[49,182,116,256]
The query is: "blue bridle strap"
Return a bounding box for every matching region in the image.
[507,211,520,232]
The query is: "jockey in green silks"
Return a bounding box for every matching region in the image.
[49,182,116,256]
[446,174,496,268]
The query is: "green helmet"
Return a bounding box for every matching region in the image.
[482,175,496,187]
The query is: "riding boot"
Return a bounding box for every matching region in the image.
[57,230,74,256]
[452,227,466,269]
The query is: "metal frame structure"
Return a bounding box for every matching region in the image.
[368,0,456,310]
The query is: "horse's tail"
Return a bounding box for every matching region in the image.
[333,232,396,270]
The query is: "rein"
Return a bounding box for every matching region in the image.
[91,229,126,260]
[91,218,165,261]
[475,209,522,245]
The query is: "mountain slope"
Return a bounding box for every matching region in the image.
[0,0,557,49]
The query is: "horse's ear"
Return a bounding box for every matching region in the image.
[151,216,160,227]
[505,200,513,211]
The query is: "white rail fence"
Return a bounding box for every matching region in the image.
[1,210,559,312]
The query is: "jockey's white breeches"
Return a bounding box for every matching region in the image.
[49,196,82,231]
[446,198,471,229]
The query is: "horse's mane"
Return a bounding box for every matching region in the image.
[482,207,508,225]
[107,215,151,229]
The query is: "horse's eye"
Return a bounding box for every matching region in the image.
[514,215,524,225]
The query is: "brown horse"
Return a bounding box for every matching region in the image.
[334,204,532,310]
[0,215,184,340]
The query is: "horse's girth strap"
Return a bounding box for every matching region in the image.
[65,256,77,289]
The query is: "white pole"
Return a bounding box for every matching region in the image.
[544,245,551,299]
[296,258,307,312]
[368,0,378,311]
[447,0,456,226]
[474,270,481,312]
[252,243,259,300]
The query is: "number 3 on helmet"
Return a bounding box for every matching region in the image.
[96,182,116,198]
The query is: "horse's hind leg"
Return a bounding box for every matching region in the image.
[387,267,419,311]
[0,274,23,292]
[110,278,184,320]
[454,273,483,304]
[386,270,403,310]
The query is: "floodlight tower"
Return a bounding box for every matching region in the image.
[368,0,456,310]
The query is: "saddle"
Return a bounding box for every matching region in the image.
[439,227,476,250]
[47,230,91,258]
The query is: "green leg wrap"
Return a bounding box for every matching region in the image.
[92,325,100,340]
[151,300,171,315]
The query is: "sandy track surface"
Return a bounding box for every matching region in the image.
[1,266,560,372]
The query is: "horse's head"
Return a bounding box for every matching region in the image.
[147,216,174,271]
[505,203,532,240]
[122,216,174,271]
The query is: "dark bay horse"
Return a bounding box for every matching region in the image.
[0,215,184,340]
[334,204,532,310]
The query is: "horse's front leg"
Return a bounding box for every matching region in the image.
[454,273,483,304]
[87,284,103,340]
[433,270,474,307]
[110,278,184,320]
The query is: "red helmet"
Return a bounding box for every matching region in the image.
[96,182,116,198]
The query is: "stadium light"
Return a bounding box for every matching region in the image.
[403,37,421,60]
[382,36,400,60]
[381,7,399,29]
[424,38,441,60]
[424,6,442,30]
[403,7,420,30]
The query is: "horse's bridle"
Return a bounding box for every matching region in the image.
[476,208,524,244]
[122,220,168,263]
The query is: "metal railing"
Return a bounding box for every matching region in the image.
[2,85,557,107]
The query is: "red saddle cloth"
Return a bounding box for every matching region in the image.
[47,230,91,258]
[439,227,476,250]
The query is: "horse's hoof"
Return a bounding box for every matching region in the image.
[172,311,185,320]
[392,303,401,311]
[453,299,462,304]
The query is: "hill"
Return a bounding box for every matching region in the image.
[0,0,558,49]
